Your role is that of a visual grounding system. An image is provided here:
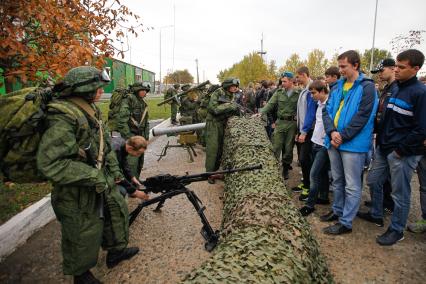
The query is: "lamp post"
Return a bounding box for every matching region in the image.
[159,25,174,94]
[369,0,379,73]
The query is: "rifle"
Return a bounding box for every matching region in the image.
[217,96,254,115]
[157,80,210,106]
[128,164,262,251]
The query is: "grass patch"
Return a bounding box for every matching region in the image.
[0,182,52,225]
[97,96,171,122]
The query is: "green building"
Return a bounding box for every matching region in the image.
[0,58,155,95]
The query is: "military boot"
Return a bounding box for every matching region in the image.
[74,270,102,284]
[106,247,139,269]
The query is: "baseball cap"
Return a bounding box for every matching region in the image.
[371,58,396,74]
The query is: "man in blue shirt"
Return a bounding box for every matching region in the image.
[321,50,378,235]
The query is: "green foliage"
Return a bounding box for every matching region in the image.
[217,53,276,87]
[279,53,304,74]
[305,49,329,78]
[163,69,194,84]
[360,48,392,73]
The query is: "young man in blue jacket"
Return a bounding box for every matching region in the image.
[294,66,317,201]
[320,50,378,235]
[361,49,426,245]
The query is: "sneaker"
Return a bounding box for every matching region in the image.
[407,219,426,233]
[316,198,330,205]
[376,228,404,246]
[320,210,339,222]
[299,193,309,201]
[74,270,101,284]
[299,206,315,216]
[357,211,384,227]
[106,247,139,269]
[323,222,352,235]
[291,183,305,193]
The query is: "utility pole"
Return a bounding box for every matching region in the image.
[257,33,267,60]
[369,0,379,74]
[195,58,200,84]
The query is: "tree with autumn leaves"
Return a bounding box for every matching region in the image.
[0,0,146,92]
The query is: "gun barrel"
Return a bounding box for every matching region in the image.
[152,122,206,137]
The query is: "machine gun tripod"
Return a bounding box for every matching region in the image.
[153,123,206,163]
[128,164,262,251]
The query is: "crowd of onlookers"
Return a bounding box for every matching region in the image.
[246,49,426,246]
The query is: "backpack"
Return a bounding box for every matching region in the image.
[107,87,129,130]
[0,87,89,183]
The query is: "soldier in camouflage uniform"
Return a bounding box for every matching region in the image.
[205,78,240,175]
[260,71,301,180]
[37,66,138,284]
[165,83,180,125]
[179,84,199,126]
[198,84,220,147]
[112,82,150,178]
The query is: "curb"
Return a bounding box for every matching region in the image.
[0,194,55,261]
[0,118,174,262]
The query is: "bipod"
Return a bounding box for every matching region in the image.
[128,185,219,252]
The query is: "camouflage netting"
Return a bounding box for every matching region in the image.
[182,117,333,284]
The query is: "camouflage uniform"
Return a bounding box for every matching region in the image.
[261,87,300,169]
[205,80,240,172]
[165,84,179,123]
[37,67,129,276]
[114,83,150,178]
[179,91,199,125]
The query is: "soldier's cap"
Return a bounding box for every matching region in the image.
[371,58,396,74]
[280,71,294,78]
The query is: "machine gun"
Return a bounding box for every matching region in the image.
[153,123,206,162]
[217,96,254,115]
[128,164,262,251]
[157,80,210,106]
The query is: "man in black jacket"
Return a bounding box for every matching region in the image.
[112,135,149,200]
[361,59,398,214]
[363,49,426,246]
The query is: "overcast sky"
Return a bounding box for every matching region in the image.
[120,0,426,83]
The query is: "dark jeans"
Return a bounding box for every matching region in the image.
[296,130,313,188]
[306,143,330,208]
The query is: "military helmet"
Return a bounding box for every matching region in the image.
[63,66,111,94]
[131,82,151,93]
[173,83,180,89]
[222,78,240,89]
[181,84,191,91]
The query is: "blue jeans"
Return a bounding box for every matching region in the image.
[367,147,422,232]
[306,143,330,208]
[328,147,366,229]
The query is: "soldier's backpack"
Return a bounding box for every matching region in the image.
[0,87,90,183]
[107,87,129,130]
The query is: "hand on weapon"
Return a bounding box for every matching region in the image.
[130,190,150,200]
[217,97,254,115]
